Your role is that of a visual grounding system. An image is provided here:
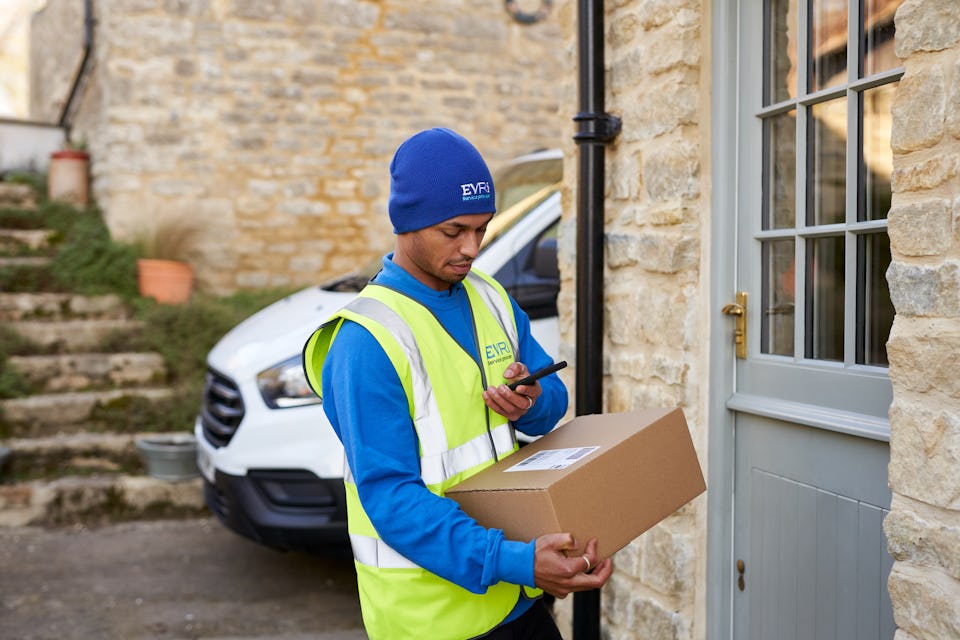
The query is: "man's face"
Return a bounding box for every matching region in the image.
[393,212,494,291]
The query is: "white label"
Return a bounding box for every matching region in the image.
[504,446,600,472]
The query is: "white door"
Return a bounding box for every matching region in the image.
[719,1,904,637]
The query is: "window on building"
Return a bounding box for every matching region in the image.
[758,0,902,367]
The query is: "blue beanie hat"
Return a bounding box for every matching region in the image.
[388,128,496,234]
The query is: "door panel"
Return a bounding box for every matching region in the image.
[735,416,894,639]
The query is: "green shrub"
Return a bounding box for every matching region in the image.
[48,209,139,298]
[127,290,294,388]
[2,170,47,195]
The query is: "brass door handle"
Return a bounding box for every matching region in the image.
[721,292,748,359]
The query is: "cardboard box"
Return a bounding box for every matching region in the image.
[446,407,705,559]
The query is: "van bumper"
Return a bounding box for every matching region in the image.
[202,468,349,554]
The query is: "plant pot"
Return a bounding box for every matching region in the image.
[135,434,199,482]
[137,258,194,304]
[48,149,90,207]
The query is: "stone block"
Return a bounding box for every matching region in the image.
[884,504,960,580]
[894,0,960,58]
[888,562,960,639]
[607,233,640,269]
[636,0,683,29]
[949,59,960,140]
[635,229,699,274]
[610,11,641,47]
[647,18,701,73]
[631,70,700,139]
[609,153,642,200]
[643,140,700,202]
[602,571,642,631]
[640,524,696,596]
[888,401,960,509]
[892,153,959,193]
[628,596,684,640]
[887,198,952,256]
[891,65,945,153]
[887,319,960,398]
[887,260,960,317]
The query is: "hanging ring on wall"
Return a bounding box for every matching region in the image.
[505,0,553,25]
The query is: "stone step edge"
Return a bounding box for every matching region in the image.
[0,183,38,208]
[7,352,167,393]
[0,256,51,268]
[0,229,55,250]
[0,387,175,426]
[0,292,129,321]
[0,474,205,528]
[6,318,145,353]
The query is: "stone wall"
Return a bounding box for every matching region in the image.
[884,0,960,638]
[553,0,709,637]
[31,0,566,293]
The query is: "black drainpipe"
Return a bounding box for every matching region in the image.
[572,0,620,638]
[59,0,95,132]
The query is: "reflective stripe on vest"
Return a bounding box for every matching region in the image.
[344,420,516,490]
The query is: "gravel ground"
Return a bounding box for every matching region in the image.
[0,518,366,640]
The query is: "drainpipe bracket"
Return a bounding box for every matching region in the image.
[572,112,622,144]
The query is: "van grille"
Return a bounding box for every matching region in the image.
[201,368,245,447]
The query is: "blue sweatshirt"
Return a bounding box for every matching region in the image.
[320,254,568,621]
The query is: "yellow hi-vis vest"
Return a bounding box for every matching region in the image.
[303,270,540,640]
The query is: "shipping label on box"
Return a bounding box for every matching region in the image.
[445,407,706,559]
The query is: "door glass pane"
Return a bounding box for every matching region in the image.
[764,110,797,230]
[810,0,849,92]
[806,236,844,361]
[861,82,896,221]
[808,98,847,226]
[858,232,893,366]
[762,239,796,356]
[862,0,904,78]
[766,0,800,103]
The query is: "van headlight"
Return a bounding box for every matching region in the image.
[256,356,322,409]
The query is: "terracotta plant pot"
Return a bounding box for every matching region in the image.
[137,258,194,304]
[48,149,90,207]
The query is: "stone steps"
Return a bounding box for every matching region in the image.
[0,474,204,527]
[0,190,206,530]
[0,183,37,209]
[7,352,166,393]
[0,387,174,437]
[0,292,129,321]
[5,318,144,352]
[0,256,51,268]
[2,432,147,480]
[0,228,56,252]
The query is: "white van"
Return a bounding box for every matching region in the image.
[194,150,562,553]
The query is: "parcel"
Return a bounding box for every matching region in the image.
[446,407,706,559]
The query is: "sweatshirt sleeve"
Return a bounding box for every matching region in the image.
[507,297,569,438]
[321,320,536,593]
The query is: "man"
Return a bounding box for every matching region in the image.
[303,128,612,639]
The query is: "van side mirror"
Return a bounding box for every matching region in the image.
[533,237,559,280]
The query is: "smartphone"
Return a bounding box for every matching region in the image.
[506,360,568,391]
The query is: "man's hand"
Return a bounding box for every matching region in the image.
[482,362,541,421]
[533,533,613,599]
